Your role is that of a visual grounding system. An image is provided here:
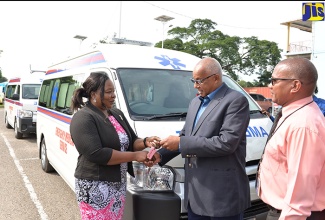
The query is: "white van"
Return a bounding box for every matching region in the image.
[37,41,272,220]
[4,75,43,139]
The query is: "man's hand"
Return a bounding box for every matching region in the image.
[160,135,180,151]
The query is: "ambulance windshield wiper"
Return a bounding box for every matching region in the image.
[250,110,261,114]
[25,97,38,99]
[146,112,187,120]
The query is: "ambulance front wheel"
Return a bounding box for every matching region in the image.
[14,120,23,139]
[5,112,12,129]
[41,138,54,173]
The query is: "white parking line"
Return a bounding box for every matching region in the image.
[1,134,48,220]
[20,157,39,161]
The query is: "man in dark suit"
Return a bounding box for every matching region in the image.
[155,57,251,219]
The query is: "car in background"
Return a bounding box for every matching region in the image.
[249,93,273,113]
[0,82,8,104]
[4,76,42,139]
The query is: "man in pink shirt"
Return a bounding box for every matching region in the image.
[257,57,325,220]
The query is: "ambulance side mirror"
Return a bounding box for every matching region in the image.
[12,93,19,100]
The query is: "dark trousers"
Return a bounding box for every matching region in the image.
[266,206,325,220]
[187,203,243,220]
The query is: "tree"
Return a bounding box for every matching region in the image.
[0,68,8,83]
[238,80,247,88]
[155,18,282,85]
[246,81,255,87]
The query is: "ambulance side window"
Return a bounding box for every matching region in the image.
[50,79,61,109]
[39,81,50,107]
[16,85,20,98]
[65,84,76,108]
[45,81,54,108]
[38,76,82,115]
[57,83,69,109]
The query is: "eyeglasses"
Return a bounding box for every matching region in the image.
[190,74,216,85]
[270,78,301,86]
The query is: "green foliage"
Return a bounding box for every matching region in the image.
[246,81,255,87]
[157,38,184,51]
[0,68,7,83]
[155,18,283,85]
[238,80,247,88]
[99,40,107,44]
[0,77,8,83]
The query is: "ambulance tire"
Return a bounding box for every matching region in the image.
[41,139,54,173]
[5,113,12,129]
[14,120,23,139]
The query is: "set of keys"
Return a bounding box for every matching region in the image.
[147,139,161,160]
[147,147,157,160]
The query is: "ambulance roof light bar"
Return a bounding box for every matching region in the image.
[109,37,152,47]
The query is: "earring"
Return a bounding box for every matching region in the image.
[93,99,96,103]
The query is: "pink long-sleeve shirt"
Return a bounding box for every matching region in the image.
[260,96,325,220]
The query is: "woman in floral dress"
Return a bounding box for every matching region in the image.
[70,72,160,220]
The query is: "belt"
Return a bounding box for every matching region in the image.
[268,205,325,218]
[267,205,281,214]
[307,209,325,220]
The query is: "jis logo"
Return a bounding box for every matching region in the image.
[154,55,186,69]
[302,2,324,21]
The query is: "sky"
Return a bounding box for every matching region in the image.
[0,1,312,81]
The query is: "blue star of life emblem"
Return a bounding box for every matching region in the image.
[154,55,186,70]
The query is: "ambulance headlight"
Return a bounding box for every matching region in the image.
[18,109,33,118]
[130,163,174,191]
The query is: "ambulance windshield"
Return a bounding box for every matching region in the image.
[118,68,260,120]
[22,84,41,99]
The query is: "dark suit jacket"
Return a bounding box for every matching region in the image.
[158,83,251,217]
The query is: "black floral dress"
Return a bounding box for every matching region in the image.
[75,116,128,220]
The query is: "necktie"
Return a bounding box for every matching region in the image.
[266,108,282,143]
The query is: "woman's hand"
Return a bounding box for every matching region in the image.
[134,151,149,162]
[143,152,161,167]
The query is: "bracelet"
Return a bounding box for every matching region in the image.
[143,137,149,148]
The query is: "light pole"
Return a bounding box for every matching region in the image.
[74,35,87,51]
[154,15,174,49]
[119,1,122,38]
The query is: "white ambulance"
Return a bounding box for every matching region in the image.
[4,75,43,139]
[37,40,272,220]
